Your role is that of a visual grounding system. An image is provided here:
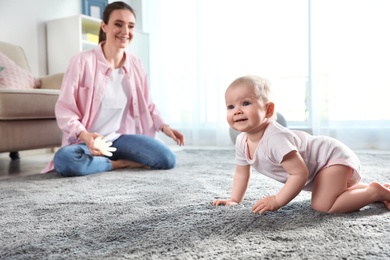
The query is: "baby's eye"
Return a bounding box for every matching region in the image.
[227,105,234,110]
[243,101,251,106]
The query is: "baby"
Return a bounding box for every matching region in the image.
[213,75,390,214]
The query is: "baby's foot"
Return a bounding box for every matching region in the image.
[369,182,390,210]
[384,184,390,209]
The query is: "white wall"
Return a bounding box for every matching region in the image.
[0,0,80,76]
[0,0,140,76]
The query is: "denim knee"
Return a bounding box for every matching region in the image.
[54,147,76,177]
[158,150,176,169]
[53,145,110,177]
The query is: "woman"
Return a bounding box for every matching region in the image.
[42,1,184,176]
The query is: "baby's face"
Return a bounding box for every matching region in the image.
[225,84,269,134]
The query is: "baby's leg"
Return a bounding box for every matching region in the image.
[347,182,390,210]
[376,183,390,210]
[346,182,390,210]
[311,165,390,213]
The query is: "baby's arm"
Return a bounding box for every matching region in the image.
[252,151,309,214]
[213,164,251,206]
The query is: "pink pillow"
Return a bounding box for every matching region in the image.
[0,52,41,89]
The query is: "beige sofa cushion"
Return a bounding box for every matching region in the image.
[0,42,30,71]
[0,89,59,120]
[0,52,41,89]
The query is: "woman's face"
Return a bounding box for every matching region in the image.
[101,9,136,49]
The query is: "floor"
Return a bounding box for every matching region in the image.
[0,150,54,180]
[0,146,234,181]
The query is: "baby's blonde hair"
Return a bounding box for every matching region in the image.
[228,75,276,119]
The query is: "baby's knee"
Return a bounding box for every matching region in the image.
[311,201,332,213]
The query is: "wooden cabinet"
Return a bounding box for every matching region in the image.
[46,15,149,75]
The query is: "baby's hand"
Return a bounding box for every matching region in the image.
[93,137,117,157]
[252,195,281,214]
[212,199,238,206]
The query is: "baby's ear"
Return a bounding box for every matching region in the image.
[266,102,275,118]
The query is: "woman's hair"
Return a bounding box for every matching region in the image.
[229,75,276,119]
[98,1,136,43]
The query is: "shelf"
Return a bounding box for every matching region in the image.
[47,15,149,75]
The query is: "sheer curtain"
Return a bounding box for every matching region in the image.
[309,0,390,149]
[142,0,390,149]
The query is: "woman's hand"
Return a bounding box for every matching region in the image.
[252,195,281,214]
[93,137,117,157]
[161,125,185,146]
[212,199,239,206]
[78,131,103,156]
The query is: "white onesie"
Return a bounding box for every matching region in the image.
[235,120,361,191]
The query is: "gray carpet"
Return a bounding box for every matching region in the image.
[1,149,389,260]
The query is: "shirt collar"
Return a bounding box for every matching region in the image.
[95,42,130,75]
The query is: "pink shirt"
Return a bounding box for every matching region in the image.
[235,121,361,191]
[42,43,165,173]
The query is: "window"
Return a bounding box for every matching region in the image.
[143,0,390,149]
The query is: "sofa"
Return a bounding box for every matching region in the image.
[0,41,63,160]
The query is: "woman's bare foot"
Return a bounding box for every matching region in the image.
[369,182,390,210]
[111,159,150,170]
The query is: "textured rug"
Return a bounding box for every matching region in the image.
[0,149,389,259]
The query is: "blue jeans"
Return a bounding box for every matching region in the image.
[54,135,176,177]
